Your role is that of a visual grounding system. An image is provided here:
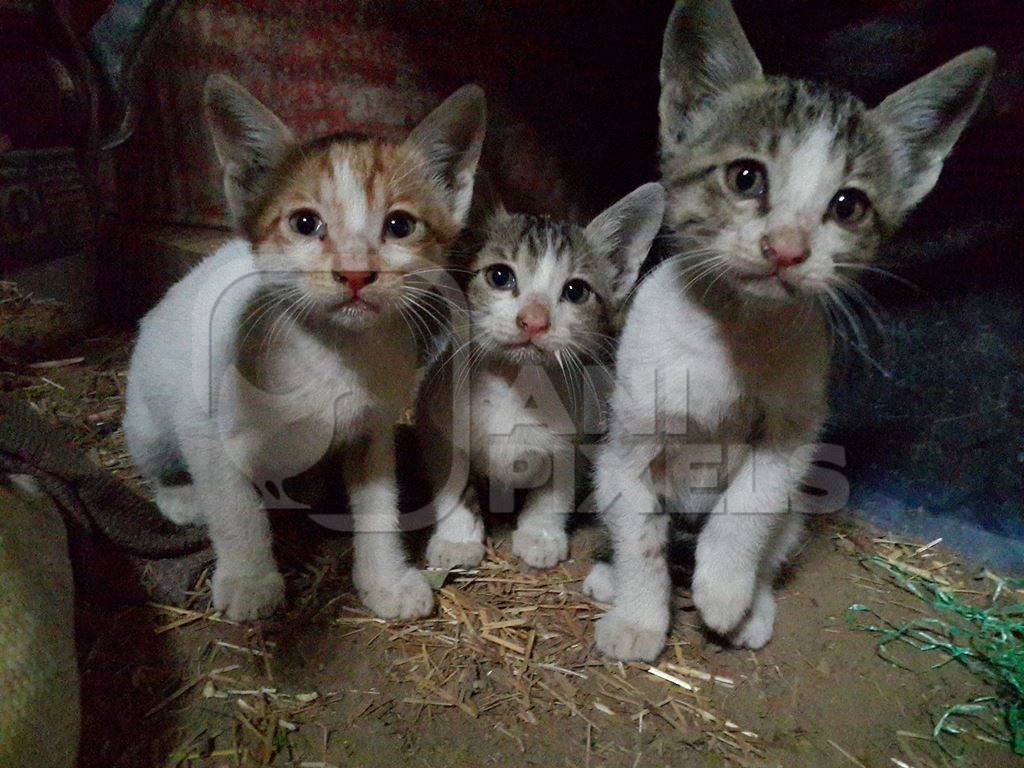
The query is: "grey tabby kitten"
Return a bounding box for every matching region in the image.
[585,0,994,661]
[416,185,664,572]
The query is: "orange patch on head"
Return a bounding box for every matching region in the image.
[246,137,459,262]
[239,132,468,325]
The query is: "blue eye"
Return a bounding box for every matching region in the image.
[561,279,591,304]
[485,263,516,290]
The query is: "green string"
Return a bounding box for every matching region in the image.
[847,556,1024,757]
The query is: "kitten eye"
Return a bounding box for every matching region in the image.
[289,209,325,238]
[384,210,417,239]
[561,279,591,304]
[485,263,516,290]
[829,188,871,227]
[725,160,768,199]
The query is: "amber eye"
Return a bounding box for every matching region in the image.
[485,263,516,290]
[829,188,871,227]
[289,209,324,238]
[561,279,591,304]
[725,159,768,199]
[384,210,417,239]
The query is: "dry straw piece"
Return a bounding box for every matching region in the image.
[334,542,763,762]
[142,542,764,766]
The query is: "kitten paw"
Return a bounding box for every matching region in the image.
[582,562,615,603]
[691,566,757,636]
[595,609,668,662]
[512,527,568,569]
[212,569,285,621]
[730,589,776,649]
[155,484,199,525]
[359,568,434,620]
[426,536,485,569]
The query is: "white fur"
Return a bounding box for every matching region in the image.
[333,158,369,233]
[124,240,432,620]
[417,186,665,572]
[418,354,588,571]
[589,0,995,663]
[590,262,827,660]
[126,78,484,621]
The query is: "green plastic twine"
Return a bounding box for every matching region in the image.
[847,556,1024,757]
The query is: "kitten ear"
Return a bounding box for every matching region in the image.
[585,183,666,306]
[660,0,763,147]
[407,85,487,227]
[871,47,995,210]
[204,74,295,224]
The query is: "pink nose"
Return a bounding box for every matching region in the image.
[332,270,377,295]
[516,302,550,338]
[761,228,810,269]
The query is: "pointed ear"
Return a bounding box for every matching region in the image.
[585,183,666,306]
[660,0,762,148]
[407,85,487,227]
[470,169,506,223]
[871,47,995,210]
[204,74,295,224]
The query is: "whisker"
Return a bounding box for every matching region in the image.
[238,286,302,350]
[819,285,892,377]
[834,262,921,292]
[553,349,578,417]
[564,342,605,422]
[397,299,432,351]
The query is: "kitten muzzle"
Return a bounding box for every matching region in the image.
[515,301,551,339]
[331,270,378,295]
[760,229,810,269]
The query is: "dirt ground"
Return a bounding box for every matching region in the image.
[74,519,1019,768]
[3,307,1018,768]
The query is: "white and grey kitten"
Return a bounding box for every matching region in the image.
[416,185,664,571]
[586,0,994,660]
[124,75,485,621]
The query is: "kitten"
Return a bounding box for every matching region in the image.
[586,0,994,660]
[123,75,485,621]
[416,185,664,571]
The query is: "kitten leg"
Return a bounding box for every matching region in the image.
[154,483,199,525]
[582,561,615,603]
[124,399,199,525]
[186,445,285,620]
[593,443,670,662]
[731,511,804,649]
[729,581,776,650]
[347,432,434,620]
[512,460,573,569]
[425,446,485,569]
[692,447,805,639]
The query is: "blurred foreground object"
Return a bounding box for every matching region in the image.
[0,479,79,768]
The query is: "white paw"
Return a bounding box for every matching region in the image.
[358,567,434,621]
[730,590,776,649]
[582,562,615,603]
[426,536,485,569]
[691,564,757,637]
[594,608,668,662]
[512,527,568,569]
[212,568,285,620]
[155,485,199,525]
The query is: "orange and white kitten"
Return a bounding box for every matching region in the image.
[124,75,485,621]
